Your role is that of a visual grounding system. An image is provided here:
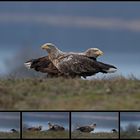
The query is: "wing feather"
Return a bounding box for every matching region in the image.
[56,54,117,77]
[57,54,101,74]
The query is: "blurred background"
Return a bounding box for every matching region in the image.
[120,112,140,132]
[22,112,69,131]
[0,2,140,78]
[71,112,118,132]
[0,112,20,132]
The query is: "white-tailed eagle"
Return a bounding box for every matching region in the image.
[27,126,42,131]
[111,129,118,133]
[24,44,105,78]
[47,122,65,131]
[76,123,96,133]
[36,43,117,78]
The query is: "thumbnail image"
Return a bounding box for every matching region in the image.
[120,112,140,139]
[0,112,20,139]
[22,112,69,139]
[71,112,119,139]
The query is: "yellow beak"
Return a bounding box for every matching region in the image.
[98,50,104,56]
[41,45,50,50]
[99,51,104,55]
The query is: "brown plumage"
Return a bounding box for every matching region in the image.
[11,129,18,133]
[47,122,65,131]
[137,127,140,132]
[24,45,103,78]
[27,126,42,131]
[76,123,96,133]
[39,43,117,78]
[111,129,118,133]
[25,56,61,77]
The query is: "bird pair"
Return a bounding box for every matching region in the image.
[26,122,65,132]
[47,122,65,131]
[25,43,117,78]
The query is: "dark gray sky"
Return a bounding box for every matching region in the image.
[71,112,118,132]
[0,2,140,78]
[120,112,140,129]
[22,112,69,130]
[0,112,20,132]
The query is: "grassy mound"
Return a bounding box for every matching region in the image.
[22,131,69,139]
[71,131,118,139]
[0,76,140,110]
[0,132,20,139]
[120,132,140,139]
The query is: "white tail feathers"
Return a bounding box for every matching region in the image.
[24,61,32,69]
[104,67,117,73]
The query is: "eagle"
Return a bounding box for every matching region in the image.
[47,122,65,131]
[38,43,117,78]
[24,46,104,78]
[25,43,117,78]
[76,123,96,133]
[10,129,18,133]
[27,126,42,131]
[137,127,140,132]
[111,129,118,133]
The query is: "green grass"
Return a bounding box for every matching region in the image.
[120,132,140,139]
[22,131,69,139]
[0,132,20,139]
[0,76,140,110]
[71,131,119,139]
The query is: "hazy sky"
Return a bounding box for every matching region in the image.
[71,112,118,132]
[0,2,140,78]
[0,112,20,132]
[120,112,140,129]
[22,112,69,130]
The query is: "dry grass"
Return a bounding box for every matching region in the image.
[22,130,69,139]
[120,132,140,139]
[71,131,119,139]
[0,76,140,110]
[0,132,20,139]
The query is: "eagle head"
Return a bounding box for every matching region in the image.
[85,48,103,58]
[41,43,56,51]
[41,43,63,58]
[90,123,97,128]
